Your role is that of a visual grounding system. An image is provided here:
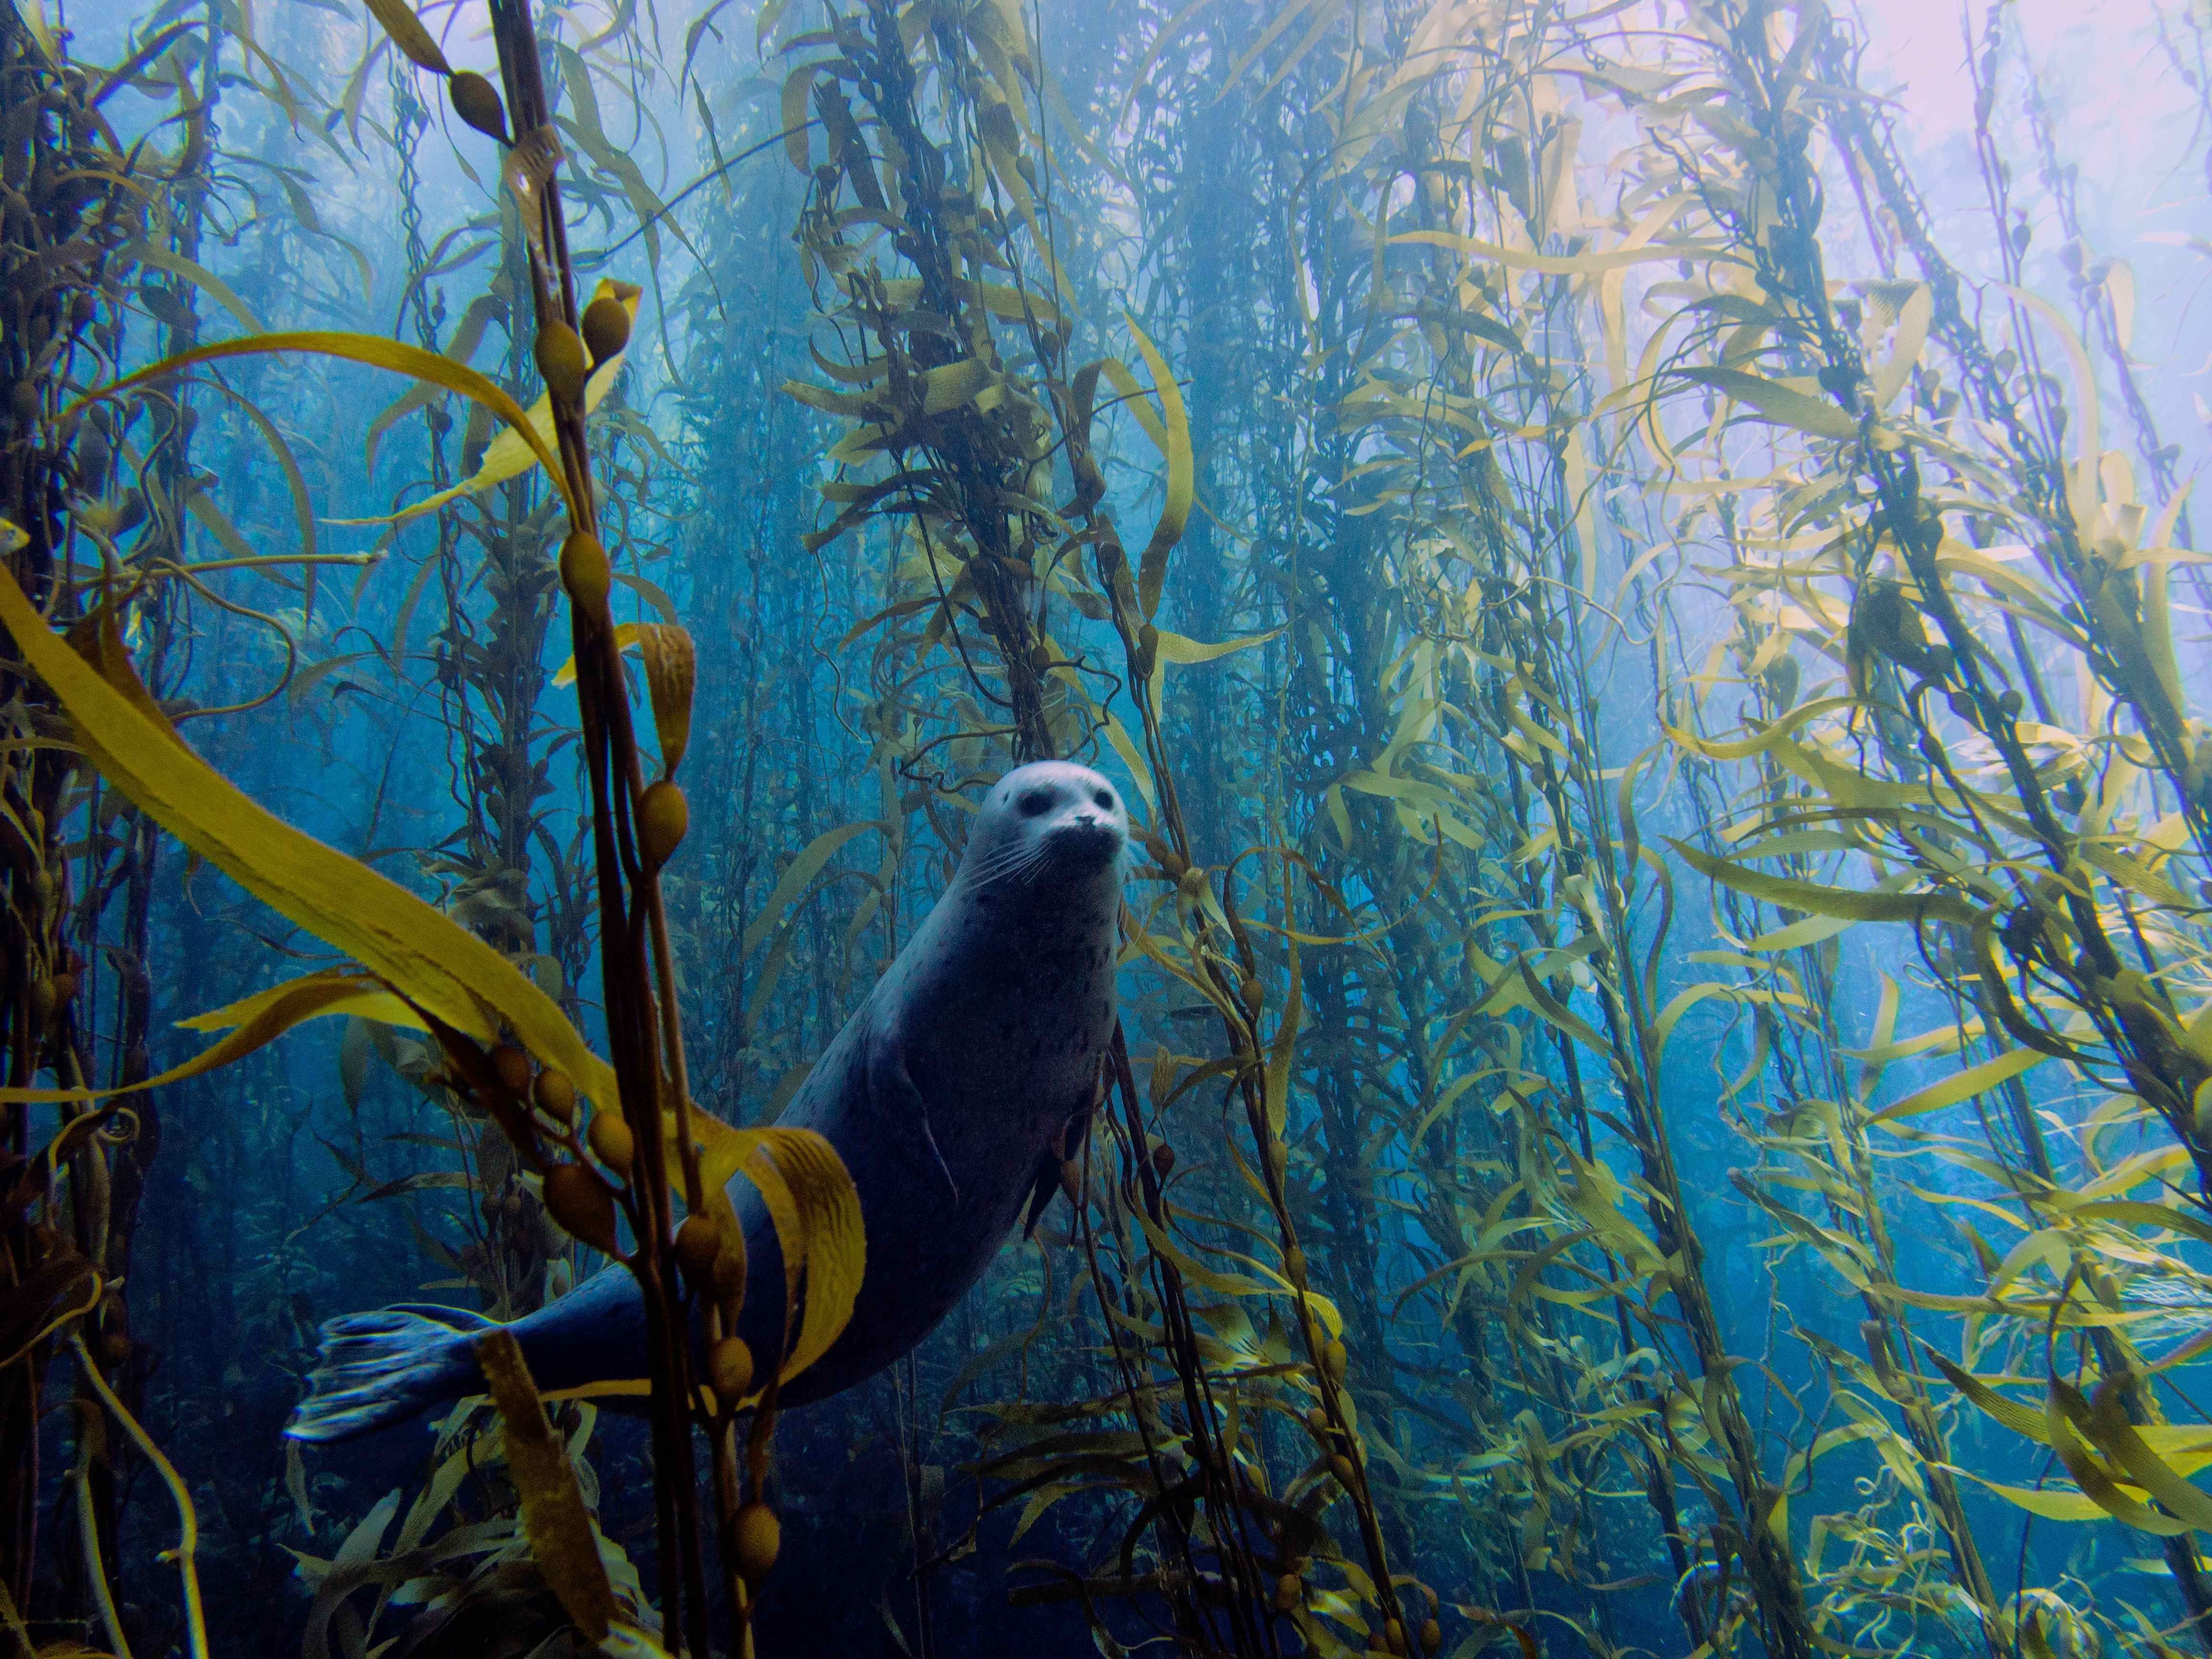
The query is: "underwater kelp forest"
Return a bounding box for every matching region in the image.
[9,0,2212,1652]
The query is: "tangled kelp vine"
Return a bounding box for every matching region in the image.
[8,0,2212,1655]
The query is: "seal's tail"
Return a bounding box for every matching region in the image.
[287,1304,497,1442]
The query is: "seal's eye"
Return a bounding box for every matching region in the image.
[1093,789,1115,810]
[1017,787,1055,817]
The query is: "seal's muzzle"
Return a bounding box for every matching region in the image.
[1046,815,1125,868]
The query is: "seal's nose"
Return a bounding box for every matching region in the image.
[1049,813,1123,868]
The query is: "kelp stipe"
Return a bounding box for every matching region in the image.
[0,1,858,1654]
[0,2,213,1645]
[777,4,1422,1646]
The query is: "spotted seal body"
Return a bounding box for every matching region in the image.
[288,761,1127,1440]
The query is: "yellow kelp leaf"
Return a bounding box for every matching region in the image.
[1096,357,1169,455]
[180,971,429,1035]
[2065,1199,2212,1250]
[1869,1048,2048,1126]
[0,569,619,1114]
[634,625,696,776]
[121,242,264,334]
[1263,943,1303,1140]
[1125,316,1192,620]
[2059,1378,2212,1530]
[1733,1183,1875,1291]
[1651,981,1807,1059]
[1668,840,1982,930]
[364,0,452,74]
[1743,913,1855,952]
[1154,626,1284,666]
[333,279,641,528]
[688,1119,864,1392]
[1971,1478,2114,1524]
[779,60,822,170]
[1132,1211,1275,1299]
[1660,697,1853,763]
[1776,1420,1882,1521]
[553,622,696,775]
[919,358,997,416]
[1215,0,1336,98]
[1925,1350,2050,1443]
[598,1625,677,1659]
[365,291,506,471]
[65,603,188,755]
[2105,260,2138,352]
[859,277,1064,330]
[1391,228,1712,276]
[2077,840,2194,912]
[475,1330,618,1642]
[1517,959,1614,1058]
[1677,367,1857,441]
[72,331,576,523]
[750,1130,863,1387]
[1869,283,1931,411]
[2044,1382,2193,1535]
[0,969,422,1106]
[2003,285,2102,510]
[1088,697,1155,808]
[782,378,874,421]
[553,46,705,280]
[739,821,881,958]
[2137,1424,2212,1466]
[1559,1150,1664,1275]
[1232,1246,1344,1342]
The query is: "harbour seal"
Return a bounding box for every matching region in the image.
[288,760,1128,1439]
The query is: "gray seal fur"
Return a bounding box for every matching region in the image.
[288,760,1128,1439]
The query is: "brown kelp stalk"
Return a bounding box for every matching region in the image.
[1294,26,1824,1646]
[779,0,1414,1642]
[392,71,582,1319]
[1675,696,2005,1640]
[61,7,222,1611]
[1660,0,2212,1644]
[479,1,714,1646]
[783,0,1256,1630]
[1066,334,1418,1649]
[0,0,172,1630]
[1810,17,2212,872]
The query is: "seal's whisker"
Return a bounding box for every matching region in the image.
[965,839,1051,889]
[964,841,1024,876]
[961,848,1020,888]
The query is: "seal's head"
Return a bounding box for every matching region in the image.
[962,760,1130,889]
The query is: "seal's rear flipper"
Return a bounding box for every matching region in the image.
[287,1305,496,1442]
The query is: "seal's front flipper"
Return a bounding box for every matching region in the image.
[868,1021,960,1203]
[286,1304,494,1442]
[1022,1108,1091,1239]
[1021,1147,1063,1238]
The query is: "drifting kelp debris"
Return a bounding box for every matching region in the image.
[9,0,2212,1655]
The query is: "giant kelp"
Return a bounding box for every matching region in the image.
[5,0,2212,1657]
